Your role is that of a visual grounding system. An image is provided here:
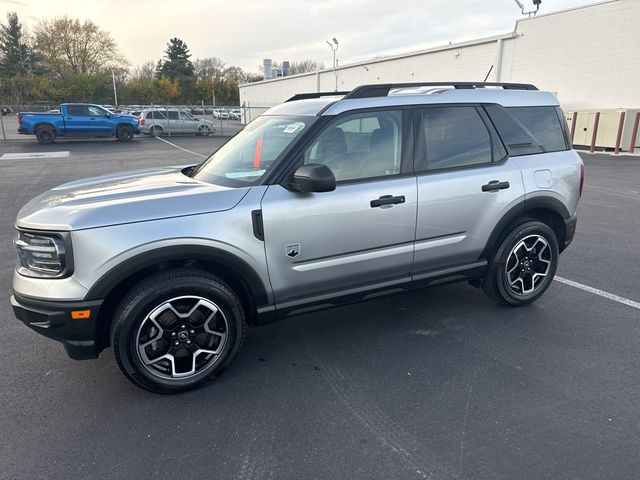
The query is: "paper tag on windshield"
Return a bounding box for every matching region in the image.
[283,123,303,134]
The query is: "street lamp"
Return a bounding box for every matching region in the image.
[326,37,339,91]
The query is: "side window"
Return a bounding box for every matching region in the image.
[179,111,194,121]
[88,106,105,116]
[67,105,89,116]
[166,111,179,120]
[146,111,166,120]
[484,104,543,156]
[507,106,568,153]
[487,105,569,156]
[418,106,493,171]
[304,110,403,182]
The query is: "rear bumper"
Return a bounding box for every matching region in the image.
[11,294,104,360]
[563,213,578,250]
[17,127,28,134]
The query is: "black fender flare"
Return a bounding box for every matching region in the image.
[84,245,270,307]
[480,196,570,259]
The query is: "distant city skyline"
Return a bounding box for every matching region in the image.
[2,0,601,72]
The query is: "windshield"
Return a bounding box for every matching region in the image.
[192,115,313,186]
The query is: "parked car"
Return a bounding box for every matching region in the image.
[191,106,214,116]
[10,82,583,393]
[139,108,216,136]
[17,103,140,144]
[218,109,230,120]
[229,109,241,120]
[0,105,12,115]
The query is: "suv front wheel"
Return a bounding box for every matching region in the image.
[110,269,246,393]
[482,220,559,306]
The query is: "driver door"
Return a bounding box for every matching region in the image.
[260,109,417,311]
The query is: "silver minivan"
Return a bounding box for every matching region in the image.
[139,108,216,136]
[11,82,583,393]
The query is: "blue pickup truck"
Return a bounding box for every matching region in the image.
[18,103,140,144]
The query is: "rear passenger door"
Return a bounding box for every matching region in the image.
[64,105,92,136]
[166,110,180,134]
[412,105,525,281]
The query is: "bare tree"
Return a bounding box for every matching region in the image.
[289,59,325,74]
[130,61,155,81]
[194,57,226,81]
[33,16,126,78]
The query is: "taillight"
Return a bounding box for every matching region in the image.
[579,163,585,197]
[18,114,22,126]
[140,118,144,125]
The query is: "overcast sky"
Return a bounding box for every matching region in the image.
[3,0,601,72]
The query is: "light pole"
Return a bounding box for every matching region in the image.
[326,37,338,91]
[212,75,216,107]
[112,71,118,106]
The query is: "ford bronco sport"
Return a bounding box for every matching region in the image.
[11,82,583,393]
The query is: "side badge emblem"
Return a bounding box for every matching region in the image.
[285,243,301,258]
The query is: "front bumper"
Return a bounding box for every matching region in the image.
[11,294,104,360]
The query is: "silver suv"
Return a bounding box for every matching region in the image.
[11,82,583,393]
[139,108,215,137]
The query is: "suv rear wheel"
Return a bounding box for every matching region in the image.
[482,220,559,306]
[110,269,246,393]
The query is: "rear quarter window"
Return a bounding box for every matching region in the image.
[485,105,569,156]
[508,106,568,153]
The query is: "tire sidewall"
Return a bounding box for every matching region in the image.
[113,275,244,392]
[36,127,55,144]
[117,125,133,142]
[494,222,559,305]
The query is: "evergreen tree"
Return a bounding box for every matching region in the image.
[0,12,38,77]
[156,38,194,80]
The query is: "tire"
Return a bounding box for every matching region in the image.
[110,269,247,393]
[197,125,210,137]
[482,220,559,306]
[150,126,163,137]
[35,125,56,144]
[116,125,134,142]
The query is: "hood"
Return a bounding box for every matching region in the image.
[16,166,250,231]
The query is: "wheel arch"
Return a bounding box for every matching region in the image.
[116,122,134,132]
[481,196,571,260]
[86,245,272,353]
[34,122,57,134]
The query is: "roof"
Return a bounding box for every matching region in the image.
[263,87,560,117]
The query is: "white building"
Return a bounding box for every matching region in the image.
[239,0,640,115]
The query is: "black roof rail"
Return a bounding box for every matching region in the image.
[343,82,538,99]
[286,91,350,102]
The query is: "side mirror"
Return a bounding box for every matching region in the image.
[288,164,336,193]
[105,113,112,119]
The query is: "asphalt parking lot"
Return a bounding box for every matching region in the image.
[1,136,639,479]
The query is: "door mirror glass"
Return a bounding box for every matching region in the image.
[289,164,336,193]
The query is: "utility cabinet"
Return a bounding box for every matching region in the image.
[565,109,640,151]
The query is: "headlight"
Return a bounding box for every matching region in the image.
[14,230,73,278]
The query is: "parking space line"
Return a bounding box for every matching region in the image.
[554,276,640,310]
[1,151,70,160]
[153,136,207,158]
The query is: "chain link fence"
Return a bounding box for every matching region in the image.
[0,103,275,141]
